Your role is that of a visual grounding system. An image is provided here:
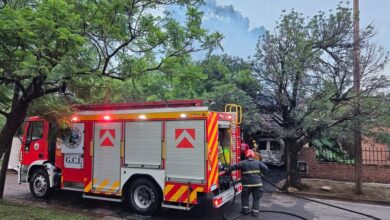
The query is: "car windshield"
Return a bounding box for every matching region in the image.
[259,141,267,150]
[270,141,281,151]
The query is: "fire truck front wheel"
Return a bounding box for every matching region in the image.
[126,178,162,216]
[29,169,52,199]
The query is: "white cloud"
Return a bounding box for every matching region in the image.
[167,0,266,58]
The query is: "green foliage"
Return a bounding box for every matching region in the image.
[80,53,261,134]
[0,0,223,166]
[311,138,354,164]
[0,0,86,125]
[254,4,389,144]
[206,84,261,134]
[197,55,260,133]
[360,97,390,147]
[376,132,390,147]
[28,95,73,125]
[0,0,222,122]
[72,0,222,79]
[254,3,389,187]
[164,55,260,133]
[0,0,85,80]
[0,116,4,129]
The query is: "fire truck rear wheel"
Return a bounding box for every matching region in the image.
[29,169,52,199]
[127,178,162,216]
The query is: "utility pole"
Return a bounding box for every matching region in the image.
[353,0,363,195]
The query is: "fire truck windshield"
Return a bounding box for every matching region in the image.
[27,121,44,141]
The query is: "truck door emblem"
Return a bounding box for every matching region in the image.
[63,127,82,149]
[99,129,115,147]
[34,143,40,150]
[175,129,195,148]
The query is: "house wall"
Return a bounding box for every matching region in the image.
[299,147,390,183]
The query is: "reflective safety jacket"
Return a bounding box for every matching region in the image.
[251,139,258,151]
[229,159,268,187]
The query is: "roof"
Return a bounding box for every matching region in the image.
[73,99,205,111]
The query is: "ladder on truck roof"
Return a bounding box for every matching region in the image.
[225,104,242,125]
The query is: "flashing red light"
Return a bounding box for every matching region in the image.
[71,116,79,122]
[103,115,111,120]
[228,115,232,120]
[236,184,242,193]
[213,197,222,207]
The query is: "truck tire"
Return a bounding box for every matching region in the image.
[29,169,52,199]
[126,178,162,216]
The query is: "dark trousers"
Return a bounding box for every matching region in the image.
[241,186,262,211]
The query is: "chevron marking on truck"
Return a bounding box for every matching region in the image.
[105,180,120,194]
[208,112,219,189]
[84,178,121,195]
[164,184,181,201]
[95,179,110,191]
[164,183,204,203]
[171,186,188,201]
[84,180,93,192]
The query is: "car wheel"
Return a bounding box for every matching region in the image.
[126,178,162,216]
[29,169,52,199]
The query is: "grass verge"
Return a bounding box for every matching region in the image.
[0,200,91,220]
[296,178,390,203]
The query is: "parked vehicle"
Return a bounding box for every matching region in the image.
[9,137,22,171]
[18,100,243,215]
[258,138,285,166]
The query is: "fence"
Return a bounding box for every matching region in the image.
[362,147,390,165]
[299,147,390,183]
[316,147,390,166]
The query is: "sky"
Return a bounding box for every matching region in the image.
[168,0,266,58]
[181,0,390,59]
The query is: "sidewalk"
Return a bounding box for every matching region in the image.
[290,178,390,206]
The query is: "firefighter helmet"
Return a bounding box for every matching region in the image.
[240,143,249,152]
[245,149,255,159]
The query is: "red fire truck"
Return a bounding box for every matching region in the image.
[18,100,243,215]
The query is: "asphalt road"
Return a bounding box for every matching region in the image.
[4,171,390,220]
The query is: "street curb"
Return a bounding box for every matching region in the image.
[289,191,390,207]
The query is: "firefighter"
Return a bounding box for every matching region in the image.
[226,149,268,217]
[240,142,250,161]
[248,136,258,152]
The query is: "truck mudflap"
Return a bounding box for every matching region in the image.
[212,183,242,208]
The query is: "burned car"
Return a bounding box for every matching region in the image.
[257,138,285,166]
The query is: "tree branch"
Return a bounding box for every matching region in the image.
[0,109,9,117]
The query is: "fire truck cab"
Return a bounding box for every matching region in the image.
[18,100,242,215]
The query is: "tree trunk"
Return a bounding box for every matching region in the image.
[0,99,30,199]
[0,148,11,199]
[284,141,303,189]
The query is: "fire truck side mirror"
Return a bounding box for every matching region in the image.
[24,140,30,151]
